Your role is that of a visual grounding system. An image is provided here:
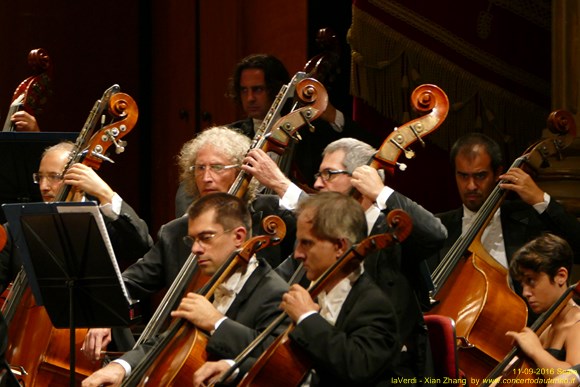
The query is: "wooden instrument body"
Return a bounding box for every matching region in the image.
[4,288,99,386]
[429,110,577,383]
[430,241,527,380]
[238,326,311,387]
[135,324,209,386]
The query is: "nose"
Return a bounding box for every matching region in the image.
[199,168,214,182]
[521,284,532,299]
[313,176,325,191]
[191,240,205,255]
[466,177,478,191]
[39,178,51,192]
[293,245,305,262]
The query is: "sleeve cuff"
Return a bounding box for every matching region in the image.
[280,183,302,210]
[375,186,395,210]
[100,193,122,220]
[112,358,131,378]
[296,310,317,325]
[222,359,240,383]
[532,192,550,214]
[330,109,345,133]
[211,316,228,335]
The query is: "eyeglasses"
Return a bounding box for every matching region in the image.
[314,169,351,182]
[183,228,233,249]
[189,164,239,176]
[33,172,64,184]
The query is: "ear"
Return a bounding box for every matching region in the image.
[555,267,568,286]
[232,226,247,247]
[333,238,350,259]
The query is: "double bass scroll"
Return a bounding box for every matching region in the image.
[2,48,53,132]
[372,84,449,173]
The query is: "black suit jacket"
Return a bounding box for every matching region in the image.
[289,273,401,387]
[120,259,289,369]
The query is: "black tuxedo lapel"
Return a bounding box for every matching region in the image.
[370,212,387,235]
[224,262,266,319]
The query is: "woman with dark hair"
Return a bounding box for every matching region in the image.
[506,233,580,377]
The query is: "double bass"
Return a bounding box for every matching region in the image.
[2,84,138,386]
[429,110,577,381]
[122,216,286,386]
[2,48,53,132]
[133,74,328,348]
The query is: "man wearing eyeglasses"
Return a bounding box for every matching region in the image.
[81,193,289,387]
[0,141,153,292]
[242,137,446,384]
[81,126,296,362]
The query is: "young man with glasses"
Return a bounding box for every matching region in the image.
[0,141,153,292]
[81,193,289,387]
[242,137,446,385]
[81,126,296,362]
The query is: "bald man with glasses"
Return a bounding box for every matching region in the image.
[0,141,153,292]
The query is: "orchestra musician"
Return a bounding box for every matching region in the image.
[505,233,580,379]
[194,192,402,386]
[174,53,374,216]
[426,133,580,322]
[81,193,289,387]
[81,126,296,361]
[0,141,153,292]
[242,137,447,384]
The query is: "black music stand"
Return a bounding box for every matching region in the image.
[2,201,139,387]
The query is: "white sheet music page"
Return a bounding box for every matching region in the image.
[56,203,134,304]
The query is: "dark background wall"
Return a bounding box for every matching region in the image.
[0,1,553,235]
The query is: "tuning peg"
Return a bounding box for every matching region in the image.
[115,140,127,154]
[397,162,407,171]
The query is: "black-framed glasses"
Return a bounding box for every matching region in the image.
[32,172,64,184]
[314,169,351,182]
[189,164,239,176]
[183,228,233,249]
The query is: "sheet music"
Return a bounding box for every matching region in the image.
[56,203,134,304]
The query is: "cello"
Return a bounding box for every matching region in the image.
[429,110,577,381]
[2,48,53,132]
[122,215,286,386]
[230,209,412,387]
[2,84,138,386]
